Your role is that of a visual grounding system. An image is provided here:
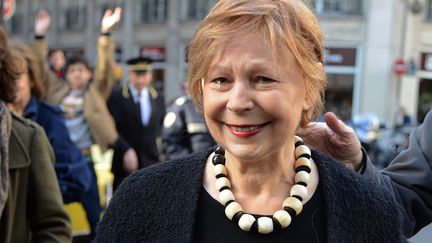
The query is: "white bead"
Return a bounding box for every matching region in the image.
[295,171,310,184]
[295,145,311,158]
[273,210,292,228]
[218,189,235,206]
[290,184,308,200]
[295,157,312,170]
[257,217,274,234]
[225,201,243,220]
[213,164,227,177]
[293,135,303,143]
[283,197,303,215]
[238,213,256,231]
[215,177,231,191]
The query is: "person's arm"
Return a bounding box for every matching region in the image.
[161,104,192,160]
[31,9,68,105]
[299,111,432,236]
[28,126,72,242]
[93,7,121,100]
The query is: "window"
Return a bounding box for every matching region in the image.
[184,0,217,20]
[313,0,362,16]
[62,0,86,30]
[138,0,168,23]
[427,0,432,21]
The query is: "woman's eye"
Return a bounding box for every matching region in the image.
[255,76,276,84]
[211,77,228,86]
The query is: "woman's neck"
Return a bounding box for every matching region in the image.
[203,149,319,215]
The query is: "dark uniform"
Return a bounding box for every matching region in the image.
[161,96,215,160]
[107,57,165,190]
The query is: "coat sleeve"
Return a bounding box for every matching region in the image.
[27,126,72,243]
[93,35,116,101]
[362,109,432,236]
[161,104,191,160]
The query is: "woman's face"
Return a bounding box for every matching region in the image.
[202,32,311,162]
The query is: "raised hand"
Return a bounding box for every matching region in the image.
[34,9,51,36]
[101,7,122,34]
[298,112,364,171]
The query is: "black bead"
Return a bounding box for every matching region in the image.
[295,165,311,173]
[225,200,235,207]
[294,140,304,148]
[250,220,258,233]
[298,153,311,159]
[232,211,244,224]
[214,146,225,155]
[272,217,282,231]
[296,181,307,187]
[284,206,297,218]
[219,186,230,192]
[292,195,303,201]
[215,173,227,179]
[212,154,226,165]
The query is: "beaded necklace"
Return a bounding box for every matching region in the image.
[211,135,312,234]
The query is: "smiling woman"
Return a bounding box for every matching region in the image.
[94,1,406,242]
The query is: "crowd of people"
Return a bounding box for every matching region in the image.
[0,0,431,242]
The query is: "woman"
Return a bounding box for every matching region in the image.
[8,42,92,204]
[0,27,71,243]
[95,1,405,242]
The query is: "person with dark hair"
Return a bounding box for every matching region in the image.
[7,42,92,204]
[298,110,432,237]
[107,56,166,190]
[31,8,122,239]
[48,49,66,79]
[95,1,405,242]
[0,26,71,243]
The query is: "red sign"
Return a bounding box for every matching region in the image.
[2,0,15,21]
[393,59,406,76]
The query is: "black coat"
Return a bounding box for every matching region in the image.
[107,85,165,185]
[161,96,215,160]
[95,150,406,243]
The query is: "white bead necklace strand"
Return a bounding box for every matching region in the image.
[212,135,312,234]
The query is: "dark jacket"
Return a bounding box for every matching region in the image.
[107,85,165,182]
[0,113,71,243]
[161,96,215,160]
[363,109,432,236]
[24,96,91,203]
[95,150,406,243]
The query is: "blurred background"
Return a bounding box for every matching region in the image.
[1,0,432,242]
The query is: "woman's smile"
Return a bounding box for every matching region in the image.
[226,122,269,137]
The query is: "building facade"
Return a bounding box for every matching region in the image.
[4,0,432,124]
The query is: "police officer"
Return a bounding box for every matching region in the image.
[161,95,215,160]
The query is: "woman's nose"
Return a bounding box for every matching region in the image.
[226,81,254,113]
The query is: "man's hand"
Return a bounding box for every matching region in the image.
[123,148,138,173]
[101,7,122,34]
[298,112,364,171]
[34,9,51,36]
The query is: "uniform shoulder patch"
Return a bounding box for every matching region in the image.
[163,112,177,128]
[174,96,187,106]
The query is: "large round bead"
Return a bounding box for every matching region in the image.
[216,177,231,191]
[295,157,312,171]
[295,145,311,158]
[218,189,235,206]
[214,164,227,177]
[273,210,292,228]
[293,135,303,143]
[238,213,256,231]
[295,170,310,185]
[290,184,308,201]
[257,217,274,234]
[225,202,243,220]
[283,197,303,215]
